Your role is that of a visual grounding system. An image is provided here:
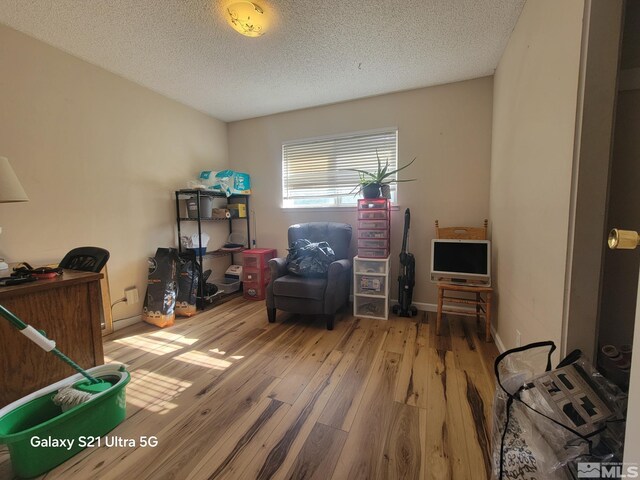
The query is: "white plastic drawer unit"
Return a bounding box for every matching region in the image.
[354,296,387,319]
[353,256,390,320]
[354,258,386,274]
[356,275,386,296]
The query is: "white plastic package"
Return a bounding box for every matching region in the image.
[492,342,627,479]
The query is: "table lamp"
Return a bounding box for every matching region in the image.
[0,156,29,270]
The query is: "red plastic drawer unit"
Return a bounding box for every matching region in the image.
[358,229,389,239]
[358,198,388,210]
[358,220,388,230]
[357,238,389,249]
[357,209,388,220]
[357,198,390,259]
[242,248,277,269]
[243,281,266,301]
[357,248,389,258]
[243,267,270,285]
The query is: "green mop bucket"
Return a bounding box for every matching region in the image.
[0,364,130,478]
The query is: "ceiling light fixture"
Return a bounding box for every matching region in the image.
[227,1,267,37]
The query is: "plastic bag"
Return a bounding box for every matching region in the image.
[286,239,336,277]
[142,248,179,328]
[492,342,627,480]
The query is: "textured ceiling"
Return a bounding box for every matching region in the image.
[0,0,525,122]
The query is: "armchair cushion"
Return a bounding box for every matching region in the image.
[272,275,327,301]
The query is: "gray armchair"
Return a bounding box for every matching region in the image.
[266,222,353,330]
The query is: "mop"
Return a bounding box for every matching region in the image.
[0,305,111,407]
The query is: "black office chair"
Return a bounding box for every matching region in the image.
[59,247,110,273]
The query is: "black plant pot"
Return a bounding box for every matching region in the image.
[362,183,381,199]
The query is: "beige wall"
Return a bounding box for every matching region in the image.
[489,0,585,350]
[228,77,494,306]
[0,24,228,323]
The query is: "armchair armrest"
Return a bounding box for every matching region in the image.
[268,257,288,282]
[324,259,352,314]
[327,259,352,279]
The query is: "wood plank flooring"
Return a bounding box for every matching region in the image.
[0,298,499,480]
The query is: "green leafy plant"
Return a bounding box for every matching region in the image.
[347,153,416,196]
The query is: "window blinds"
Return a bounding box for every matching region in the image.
[282,129,398,200]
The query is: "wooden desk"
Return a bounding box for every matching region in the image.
[0,270,104,407]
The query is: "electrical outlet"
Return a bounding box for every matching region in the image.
[125,287,139,305]
[515,329,522,347]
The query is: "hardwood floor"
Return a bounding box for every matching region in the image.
[0,298,499,480]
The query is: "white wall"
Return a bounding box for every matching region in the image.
[228,78,494,306]
[0,24,228,323]
[489,0,585,350]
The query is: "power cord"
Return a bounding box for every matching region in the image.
[111,297,126,309]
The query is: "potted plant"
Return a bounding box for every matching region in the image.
[348,153,416,199]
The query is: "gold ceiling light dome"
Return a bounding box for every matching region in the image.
[227,1,267,37]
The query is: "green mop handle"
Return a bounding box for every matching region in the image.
[0,304,100,384]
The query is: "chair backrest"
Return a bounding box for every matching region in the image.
[288,223,352,260]
[435,219,488,240]
[59,246,110,273]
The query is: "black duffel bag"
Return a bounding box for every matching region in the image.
[286,239,336,277]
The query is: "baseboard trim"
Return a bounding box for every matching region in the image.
[352,297,507,349]
[387,299,437,312]
[491,325,506,353]
[113,314,142,331]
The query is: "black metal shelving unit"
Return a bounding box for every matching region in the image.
[175,189,251,309]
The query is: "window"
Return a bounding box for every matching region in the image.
[282,129,398,208]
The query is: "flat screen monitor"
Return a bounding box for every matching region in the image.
[430,239,491,286]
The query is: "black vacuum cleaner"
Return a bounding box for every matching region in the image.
[392,208,418,317]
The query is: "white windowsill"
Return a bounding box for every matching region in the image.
[281,205,401,212]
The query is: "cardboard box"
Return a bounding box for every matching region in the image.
[211,208,231,219]
[228,203,247,218]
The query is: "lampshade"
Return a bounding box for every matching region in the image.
[0,156,29,203]
[227,1,267,37]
